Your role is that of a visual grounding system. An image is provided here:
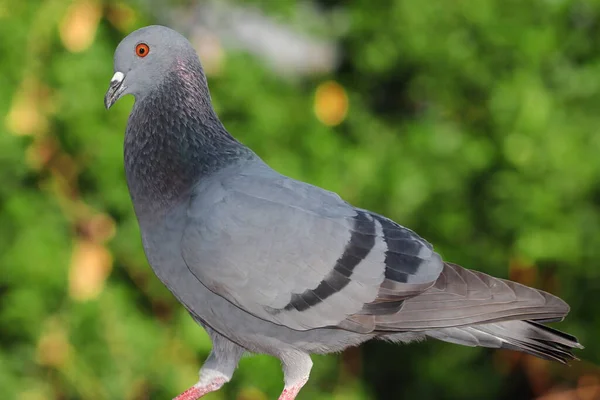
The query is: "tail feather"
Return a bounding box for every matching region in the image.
[480,320,582,363]
[428,320,582,364]
[371,262,582,363]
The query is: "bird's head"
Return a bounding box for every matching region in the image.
[104,25,202,109]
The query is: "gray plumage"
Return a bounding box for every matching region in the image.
[105,25,582,400]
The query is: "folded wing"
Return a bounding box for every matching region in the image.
[181,161,443,331]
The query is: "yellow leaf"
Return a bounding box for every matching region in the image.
[5,78,50,136]
[36,317,71,368]
[314,80,349,127]
[59,0,101,53]
[69,240,113,301]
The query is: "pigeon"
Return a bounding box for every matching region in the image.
[104,25,582,400]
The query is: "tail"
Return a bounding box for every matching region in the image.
[372,263,583,363]
[425,319,583,364]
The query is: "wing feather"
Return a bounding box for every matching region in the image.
[180,161,442,331]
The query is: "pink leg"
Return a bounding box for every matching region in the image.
[173,375,227,400]
[278,377,308,400]
[277,352,312,400]
[173,330,244,400]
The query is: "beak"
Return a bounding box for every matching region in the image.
[104,71,126,109]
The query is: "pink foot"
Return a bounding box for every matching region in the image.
[278,378,308,400]
[173,377,227,400]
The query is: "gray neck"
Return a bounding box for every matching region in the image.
[124,65,251,217]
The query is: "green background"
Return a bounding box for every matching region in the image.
[1,1,599,399]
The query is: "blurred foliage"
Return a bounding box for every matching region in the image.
[1,0,599,399]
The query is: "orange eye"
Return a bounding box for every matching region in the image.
[135,43,150,57]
